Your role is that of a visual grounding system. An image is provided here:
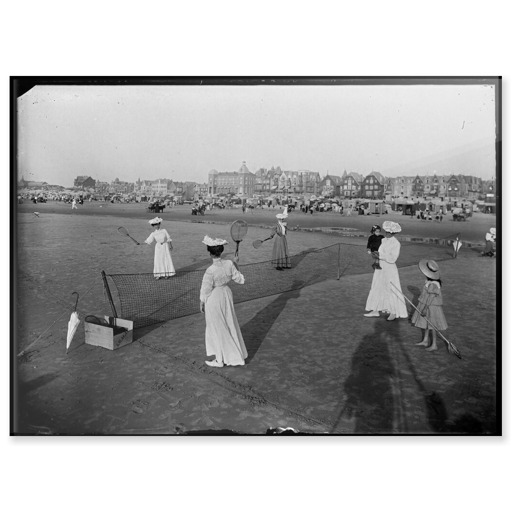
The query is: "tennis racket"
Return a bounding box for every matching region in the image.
[118,226,140,245]
[252,237,272,249]
[230,220,248,257]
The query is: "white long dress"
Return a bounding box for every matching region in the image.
[365,236,408,318]
[200,258,247,366]
[144,228,176,278]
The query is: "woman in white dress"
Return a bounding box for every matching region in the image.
[364,220,408,321]
[200,235,247,368]
[144,217,176,279]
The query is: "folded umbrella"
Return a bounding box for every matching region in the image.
[66,292,80,354]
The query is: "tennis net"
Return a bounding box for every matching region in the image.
[104,239,453,328]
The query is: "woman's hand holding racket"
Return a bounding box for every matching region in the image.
[118,226,140,245]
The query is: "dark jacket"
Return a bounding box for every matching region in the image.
[367,234,384,252]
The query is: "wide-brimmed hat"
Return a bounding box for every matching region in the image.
[202,235,228,247]
[419,259,440,279]
[382,220,401,233]
[149,217,163,225]
[490,227,496,235]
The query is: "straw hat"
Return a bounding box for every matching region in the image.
[149,217,163,225]
[202,235,228,247]
[382,220,401,233]
[419,259,440,279]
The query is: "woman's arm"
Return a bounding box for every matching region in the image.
[229,260,245,285]
[200,269,214,305]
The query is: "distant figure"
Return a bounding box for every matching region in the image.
[412,260,448,352]
[270,207,291,270]
[452,233,462,258]
[143,217,176,279]
[71,198,77,209]
[482,227,496,257]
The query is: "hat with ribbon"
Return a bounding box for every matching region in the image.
[202,235,229,247]
[382,220,402,233]
[149,217,163,225]
[276,205,289,220]
[419,259,440,279]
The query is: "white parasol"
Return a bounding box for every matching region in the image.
[66,292,80,353]
[452,234,462,258]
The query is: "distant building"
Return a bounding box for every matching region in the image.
[412,176,424,197]
[150,179,171,197]
[421,173,450,198]
[74,176,96,189]
[207,161,256,196]
[18,178,48,189]
[340,171,363,198]
[390,176,415,198]
[361,171,386,199]
[446,175,463,200]
[319,174,343,197]
[109,178,133,194]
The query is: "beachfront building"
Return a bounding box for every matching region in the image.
[446,175,464,200]
[150,179,171,197]
[109,178,134,194]
[134,179,153,195]
[94,181,110,195]
[482,178,496,199]
[253,167,321,197]
[412,175,424,197]
[421,173,448,197]
[319,174,343,197]
[193,182,209,200]
[18,177,48,190]
[207,161,256,197]
[340,171,363,198]
[254,167,276,195]
[383,177,395,201]
[298,170,321,196]
[463,175,483,200]
[361,171,386,199]
[74,176,96,190]
[390,176,415,198]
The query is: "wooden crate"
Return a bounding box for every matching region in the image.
[84,316,133,351]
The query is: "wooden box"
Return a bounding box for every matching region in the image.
[84,316,133,351]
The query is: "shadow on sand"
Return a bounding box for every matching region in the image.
[331,319,400,434]
[241,284,302,363]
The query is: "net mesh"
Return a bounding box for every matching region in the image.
[105,239,453,329]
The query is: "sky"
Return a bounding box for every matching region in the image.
[16,81,498,188]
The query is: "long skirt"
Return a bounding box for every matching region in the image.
[365,261,408,317]
[153,243,176,278]
[204,285,247,366]
[272,236,291,268]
